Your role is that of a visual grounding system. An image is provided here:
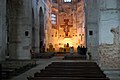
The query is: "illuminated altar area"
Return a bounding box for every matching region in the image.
[45,0,85,52]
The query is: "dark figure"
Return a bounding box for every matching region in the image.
[42,46,45,52]
[77,46,81,54]
[83,46,85,55]
[80,46,83,55]
[85,47,87,55]
[66,43,69,47]
[82,46,87,55]
[30,49,35,59]
[64,48,66,52]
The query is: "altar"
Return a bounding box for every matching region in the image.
[45,0,85,52]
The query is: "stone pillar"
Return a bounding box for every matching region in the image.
[8,0,32,59]
[0,0,6,61]
[31,0,39,53]
[85,0,99,60]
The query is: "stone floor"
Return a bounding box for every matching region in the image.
[9,56,120,80]
[104,69,120,80]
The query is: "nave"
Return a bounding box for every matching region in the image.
[1,56,119,80]
[0,0,120,80]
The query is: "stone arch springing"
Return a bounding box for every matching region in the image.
[39,7,45,52]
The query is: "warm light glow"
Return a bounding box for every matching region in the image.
[63,38,73,47]
[46,0,85,52]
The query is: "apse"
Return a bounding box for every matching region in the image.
[45,0,85,52]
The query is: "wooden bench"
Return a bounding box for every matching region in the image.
[40,70,104,74]
[1,60,37,79]
[36,72,106,77]
[48,64,99,66]
[48,64,99,67]
[40,68,103,72]
[27,62,110,80]
[63,54,87,60]
[34,72,106,78]
[45,66,101,70]
[2,69,15,78]
[36,52,55,59]
[51,62,97,65]
[27,77,110,80]
[47,65,99,68]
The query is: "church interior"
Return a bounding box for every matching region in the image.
[0,0,120,80]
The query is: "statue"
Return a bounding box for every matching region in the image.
[111,26,119,45]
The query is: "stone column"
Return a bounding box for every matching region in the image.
[31,0,39,53]
[8,0,32,59]
[0,0,6,61]
[85,0,99,60]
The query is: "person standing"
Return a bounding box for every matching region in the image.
[77,46,81,54]
[70,47,74,55]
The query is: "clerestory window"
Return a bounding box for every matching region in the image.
[64,0,72,3]
[51,14,57,25]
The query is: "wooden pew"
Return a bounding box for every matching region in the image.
[40,70,104,74]
[27,62,110,80]
[2,69,15,78]
[45,66,101,70]
[40,69,103,73]
[34,72,106,78]
[1,60,37,79]
[37,52,55,59]
[27,77,110,80]
[46,62,101,70]
[46,65,100,68]
[48,64,99,67]
[51,62,97,65]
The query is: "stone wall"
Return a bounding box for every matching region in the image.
[98,0,120,69]
[99,0,120,44]
[31,0,47,53]
[99,27,120,69]
[99,44,120,69]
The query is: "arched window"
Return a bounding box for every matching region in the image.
[51,14,57,25]
[64,0,72,2]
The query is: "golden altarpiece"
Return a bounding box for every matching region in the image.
[45,0,85,52]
